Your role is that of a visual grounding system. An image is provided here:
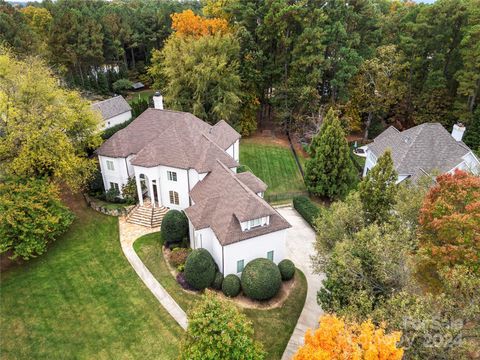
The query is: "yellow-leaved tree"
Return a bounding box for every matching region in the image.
[294,314,403,360]
[0,48,101,190]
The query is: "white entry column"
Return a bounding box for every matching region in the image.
[156,178,162,207]
[135,175,144,206]
[148,179,156,208]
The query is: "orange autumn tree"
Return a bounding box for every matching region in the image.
[171,10,229,37]
[294,314,403,360]
[418,169,480,271]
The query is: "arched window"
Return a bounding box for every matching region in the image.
[169,191,179,205]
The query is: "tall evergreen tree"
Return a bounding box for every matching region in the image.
[359,150,398,224]
[305,108,357,199]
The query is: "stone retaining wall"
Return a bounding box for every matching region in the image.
[83,193,135,217]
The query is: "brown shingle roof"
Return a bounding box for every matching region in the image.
[185,161,291,245]
[235,172,268,193]
[96,108,240,172]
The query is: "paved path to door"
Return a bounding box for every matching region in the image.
[118,218,188,330]
[277,206,324,360]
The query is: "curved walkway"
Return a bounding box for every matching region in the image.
[118,217,188,330]
[277,206,325,360]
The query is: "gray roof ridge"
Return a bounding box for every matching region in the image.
[395,124,428,169]
[92,94,126,105]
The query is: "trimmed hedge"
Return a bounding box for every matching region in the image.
[278,259,295,281]
[293,196,320,227]
[161,210,189,246]
[222,274,241,297]
[184,249,216,290]
[241,258,282,300]
[212,271,224,290]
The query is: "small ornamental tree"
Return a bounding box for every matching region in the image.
[359,150,398,224]
[305,108,357,199]
[418,170,480,271]
[184,249,216,290]
[294,314,403,360]
[0,178,74,260]
[161,210,189,246]
[180,291,265,360]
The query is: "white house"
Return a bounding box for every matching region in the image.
[91,95,132,129]
[363,123,480,183]
[95,94,291,275]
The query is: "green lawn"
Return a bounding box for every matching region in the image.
[0,199,182,360]
[240,138,307,202]
[134,233,307,360]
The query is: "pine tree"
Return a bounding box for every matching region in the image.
[305,108,357,199]
[359,150,398,224]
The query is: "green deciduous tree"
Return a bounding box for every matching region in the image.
[180,291,265,360]
[305,108,357,199]
[317,223,412,320]
[149,31,242,125]
[359,150,398,224]
[0,49,101,190]
[0,178,74,260]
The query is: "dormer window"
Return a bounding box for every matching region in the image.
[249,218,262,228]
[242,216,270,231]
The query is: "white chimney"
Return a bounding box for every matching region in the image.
[451,123,466,141]
[153,91,164,110]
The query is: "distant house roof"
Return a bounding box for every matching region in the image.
[185,161,290,245]
[368,123,473,181]
[96,108,241,173]
[91,95,131,120]
[131,82,145,90]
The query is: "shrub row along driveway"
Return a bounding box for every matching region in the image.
[277,206,325,360]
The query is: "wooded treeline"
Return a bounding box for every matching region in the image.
[1,0,479,148]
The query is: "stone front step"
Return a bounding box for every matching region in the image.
[126,205,169,228]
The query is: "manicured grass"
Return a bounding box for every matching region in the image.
[126,89,154,104]
[134,233,308,360]
[240,138,307,202]
[0,199,182,359]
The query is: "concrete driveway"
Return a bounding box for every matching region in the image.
[276,206,324,359]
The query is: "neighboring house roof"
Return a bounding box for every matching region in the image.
[91,95,131,120]
[368,123,473,181]
[185,161,291,246]
[131,82,145,90]
[96,108,241,173]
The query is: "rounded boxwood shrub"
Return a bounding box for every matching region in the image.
[212,271,224,290]
[184,249,216,290]
[241,258,282,300]
[278,259,295,281]
[161,210,188,245]
[222,274,241,297]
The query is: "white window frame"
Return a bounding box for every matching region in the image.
[237,259,245,273]
[106,160,115,171]
[249,218,262,228]
[167,171,177,182]
[109,182,119,192]
[169,190,179,205]
[267,250,274,261]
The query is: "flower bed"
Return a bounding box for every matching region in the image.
[83,193,134,217]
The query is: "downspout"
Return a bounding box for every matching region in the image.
[187,169,192,206]
[125,158,130,177]
[222,245,225,275]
